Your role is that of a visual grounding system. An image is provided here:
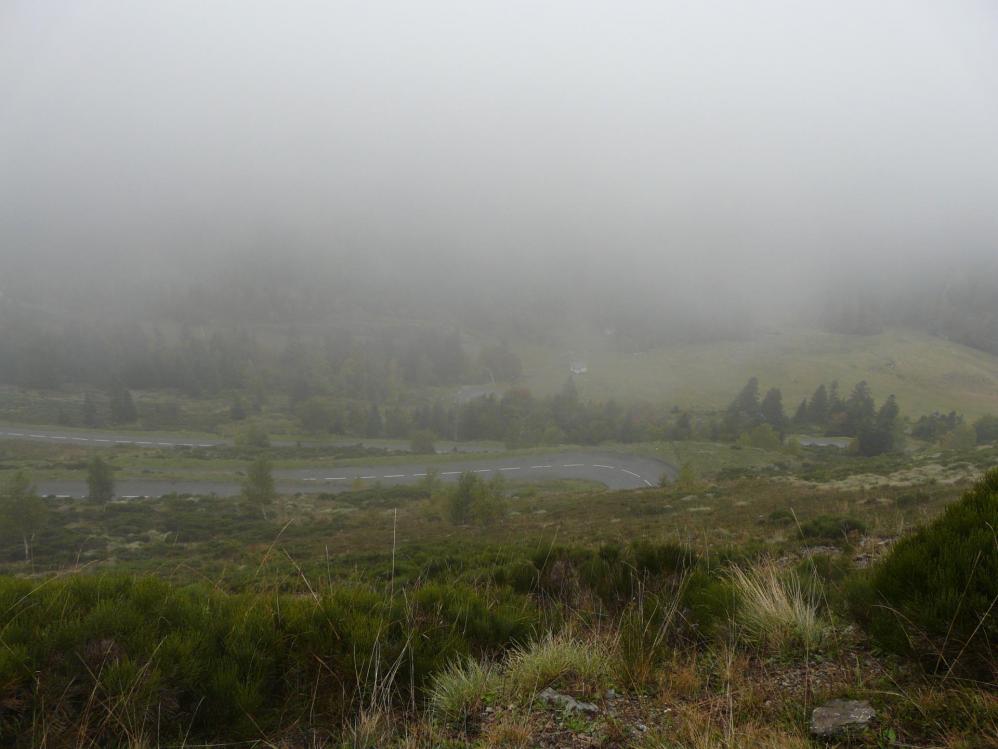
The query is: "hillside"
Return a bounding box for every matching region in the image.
[517,327,998,418]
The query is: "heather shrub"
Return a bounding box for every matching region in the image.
[850,469,998,677]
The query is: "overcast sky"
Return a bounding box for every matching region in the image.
[2,1,997,294]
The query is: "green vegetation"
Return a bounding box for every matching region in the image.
[730,561,828,655]
[86,454,115,502]
[0,438,993,745]
[0,471,47,562]
[0,575,533,745]
[242,454,276,517]
[849,469,998,677]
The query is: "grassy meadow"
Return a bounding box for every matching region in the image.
[516,327,998,418]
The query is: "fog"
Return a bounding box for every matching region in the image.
[2,1,998,326]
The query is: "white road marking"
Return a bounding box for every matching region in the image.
[199,444,213,447]
[52,436,67,440]
[31,434,47,438]
[328,477,347,481]
[644,479,653,487]
[621,469,641,478]
[412,473,427,477]
[303,478,318,481]
[158,442,172,446]
[441,471,460,475]
[137,441,152,445]
[561,463,584,467]
[383,474,405,478]
[95,439,111,443]
[499,466,520,471]
[592,464,614,469]
[72,437,89,441]
[531,465,552,469]
[360,475,376,479]
[474,468,491,473]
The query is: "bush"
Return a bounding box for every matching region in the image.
[681,570,736,641]
[973,414,998,444]
[851,469,998,677]
[799,515,866,543]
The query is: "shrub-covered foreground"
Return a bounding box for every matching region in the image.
[0,576,534,745]
[0,469,996,746]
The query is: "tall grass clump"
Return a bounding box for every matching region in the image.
[428,657,497,731]
[503,632,611,698]
[731,560,828,654]
[848,468,998,678]
[614,585,685,688]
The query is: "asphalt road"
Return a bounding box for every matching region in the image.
[0,425,500,453]
[32,450,674,498]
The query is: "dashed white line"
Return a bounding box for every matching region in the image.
[474,468,491,473]
[412,473,427,477]
[643,479,653,487]
[499,466,520,471]
[621,469,641,478]
[592,464,614,469]
[52,436,67,440]
[383,474,405,478]
[360,475,376,479]
[441,471,460,475]
[95,439,111,443]
[531,465,552,469]
[561,463,584,467]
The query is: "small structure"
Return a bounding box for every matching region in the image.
[569,361,588,375]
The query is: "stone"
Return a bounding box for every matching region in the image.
[537,687,599,716]
[810,699,876,738]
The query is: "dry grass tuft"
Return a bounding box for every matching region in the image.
[730,560,829,654]
[504,631,612,698]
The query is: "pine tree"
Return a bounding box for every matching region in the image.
[87,456,115,503]
[793,398,809,426]
[760,388,786,431]
[0,471,48,562]
[807,384,829,424]
[108,383,137,424]
[242,456,276,518]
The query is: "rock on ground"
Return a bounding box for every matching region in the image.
[810,699,876,738]
[537,687,599,716]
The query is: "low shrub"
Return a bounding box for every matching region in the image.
[851,468,998,677]
[0,574,536,746]
[799,515,866,543]
[681,570,736,641]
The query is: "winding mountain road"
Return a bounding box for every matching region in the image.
[2,426,673,497]
[28,450,672,498]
